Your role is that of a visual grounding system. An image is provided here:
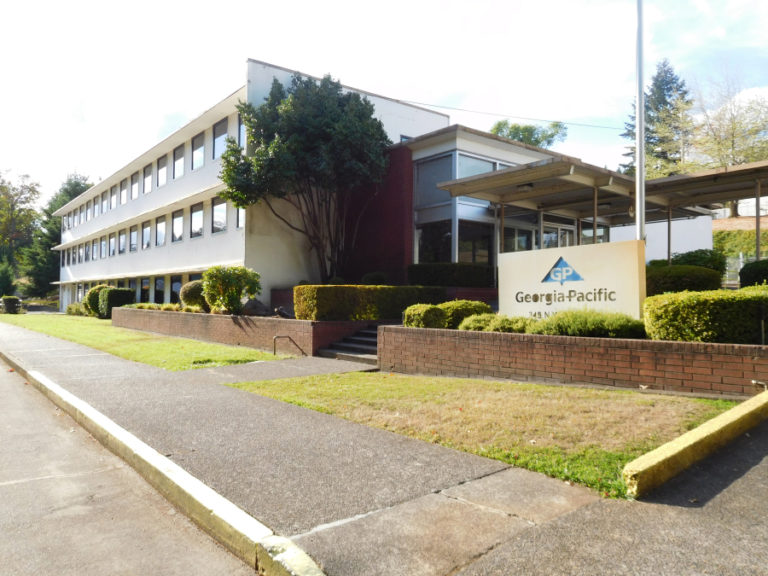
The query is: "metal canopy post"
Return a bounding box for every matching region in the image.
[757,180,762,261]
[593,186,598,244]
[667,206,672,263]
[635,0,646,242]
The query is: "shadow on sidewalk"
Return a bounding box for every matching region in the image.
[642,419,768,508]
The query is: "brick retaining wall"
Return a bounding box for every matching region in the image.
[378,326,768,397]
[112,308,370,356]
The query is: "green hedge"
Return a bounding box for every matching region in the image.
[670,249,726,274]
[739,259,768,287]
[407,263,493,287]
[403,304,447,328]
[2,295,21,314]
[294,285,446,321]
[438,300,493,329]
[644,286,768,344]
[98,287,135,319]
[83,284,109,316]
[487,315,535,333]
[646,264,722,296]
[528,310,646,339]
[180,280,210,312]
[458,313,497,331]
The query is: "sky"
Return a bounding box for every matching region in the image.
[2,0,767,206]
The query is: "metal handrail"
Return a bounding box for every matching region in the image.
[273,335,305,356]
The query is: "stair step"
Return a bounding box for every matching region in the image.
[345,335,377,346]
[356,329,379,338]
[316,348,378,366]
[331,341,378,354]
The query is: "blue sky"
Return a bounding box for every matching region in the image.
[2,0,766,204]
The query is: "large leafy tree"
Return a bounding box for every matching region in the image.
[220,74,391,282]
[490,120,567,148]
[621,59,696,177]
[0,174,40,272]
[22,173,91,296]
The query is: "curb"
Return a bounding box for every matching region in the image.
[623,389,768,498]
[1,352,325,576]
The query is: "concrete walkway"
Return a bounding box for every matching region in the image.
[2,321,767,575]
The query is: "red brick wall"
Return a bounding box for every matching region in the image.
[378,326,768,397]
[112,308,370,356]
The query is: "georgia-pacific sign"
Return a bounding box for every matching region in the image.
[498,240,646,320]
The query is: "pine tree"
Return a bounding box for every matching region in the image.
[621,59,696,177]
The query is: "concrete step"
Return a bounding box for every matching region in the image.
[345,335,378,346]
[331,341,378,355]
[316,348,378,366]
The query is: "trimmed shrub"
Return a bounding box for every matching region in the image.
[671,249,727,275]
[294,285,446,321]
[98,287,135,319]
[0,260,14,297]
[2,296,21,314]
[528,310,646,339]
[739,259,768,287]
[403,304,447,328]
[438,299,493,329]
[647,259,670,268]
[646,264,722,296]
[83,284,109,316]
[407,263,493,287]
[66,302,87,316]
[458,313,497,331]
[644,286,768,344]
[179,280,209,312]
[203,265,261,315]
[487,315,536,333]
[360,271,388,285]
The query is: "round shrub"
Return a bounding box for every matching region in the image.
[458,313,497,331]
[361,271,388,285]
[527,310,646,339]
[438,300,493,329]
[83,284,109,316]
[179,280,210,312]
[646,265,722,296]
[403,303,447,328]
[739,259,768,287]
[487,315,536,333]
[202,266,261,315]
[66,302,87,316]
[671,249,726,275]
[2,296,21,314]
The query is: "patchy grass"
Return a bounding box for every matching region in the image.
[0,314,284,370]
[229,372,737,497]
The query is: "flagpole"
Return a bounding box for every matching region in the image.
[635,0,646,241]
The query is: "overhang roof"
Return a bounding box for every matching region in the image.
[438,157,768,226]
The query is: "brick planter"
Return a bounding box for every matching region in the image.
[112,308,371,356]
[378,326,768,397]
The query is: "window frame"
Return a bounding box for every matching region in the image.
[171,210,184,243]
[156,216,166,246]
[143,164,152,194]
[191,132,205,171]
[129,225,138,252]
[190,202,204,238]
[141,221,151,250]
[211,197,227,234]
[173,145,184,179]
[157,155,168,187]
[213,118,228,159]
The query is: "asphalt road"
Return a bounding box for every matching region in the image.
[0,360,254,576]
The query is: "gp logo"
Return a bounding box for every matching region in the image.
[542,257,584,285]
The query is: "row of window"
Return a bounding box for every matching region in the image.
[74,274,202,306]
[61,198,245,268]
[62,116,246,232]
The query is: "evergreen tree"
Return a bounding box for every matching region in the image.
[0,174,40,272]
[22,174,90,296]
[621,59,696,177]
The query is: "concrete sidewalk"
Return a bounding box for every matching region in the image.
[2,321,767,575]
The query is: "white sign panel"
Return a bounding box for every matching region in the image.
[498,240,646,319]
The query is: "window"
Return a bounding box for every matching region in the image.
[157,156,167,187]
[140,278,150,303]
[172,210,183,242]
[78,244,84,264]
[237,206,245,229]
[417,221,452,264]
[212,197,227,233]
[143,165,152,194]
[458,221,493,265]
[192,133,204,170]
[156,216,166,246]
[100,236,107,259]
[173,145,184,179]
[109,233,116,256]
[61,251,65,268]
[91,239,98,261]
[118,230,126,254]
[84,242,90,262]
[86,201,92,222]
[190,203,203,238]
[414,155,453,207]
[79,205,85,225]
[457,154,495,178]
[238,115,246,148]
[154,277,165,304]
[110,186,118,209]
[129,225,138,252]
[213,118,228,159]
[170,275,182,303]
[131,172,139,199]
[66,248,70,266]
[101,191,108,214]
[93,197,100,218]
[141,221,151,249]
[120,179,128,204]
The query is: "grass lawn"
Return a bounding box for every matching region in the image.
[0,314,284,371]
[229,372,737,498]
